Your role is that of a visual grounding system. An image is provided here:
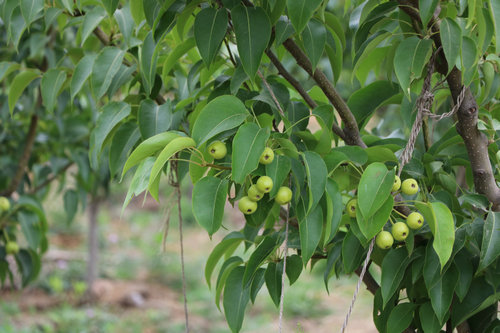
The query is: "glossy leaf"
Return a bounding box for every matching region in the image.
[192,176,228,236]
[265,155,291,198]
[0,62,20,82]
[440,18,462,72]
[148,136,196,200]
[298,203,323,266]
[387,303,415,333]
[286,0,322,34]
[415,201,455,269]
[301,18,326,71]
[103,0,119,16]
[394,37,433,97]
[232,5,271,79]
[324,179,342,245]
[477,211,500,273]
[381,247,412,307]
[192,95,248,147]
[302,151,327,213]
[109,122,141,177]
[41,69,66,113]
[489,0,500,54]
[342,230,365,274]
[205,232,244,287]
[114,3,134,46]
[91,47,125,99]
[8,69,40,114]
[243,235,280,286]
[18,211,41,250]
[71,54,97,100]
[223,267,250,333]
[285,255,302,285]
[231,123,270,184]
[138,99,180,139]
[140,32,159,96]
[419,0,439,26]
[357,162,394,219]
[215,257,243,310]
[122,131,181,177]
[162,37,196,79]
[265,262,283,307]
[356,195,394,240]
[194,7,228,67]
[275,17,295,46]
[81,6,107,46]
[419,302,442,333]
[428,264,458,324]
[20,0,43,26]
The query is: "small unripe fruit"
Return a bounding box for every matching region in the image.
[406,212,424,230]
[5,241,19,255]
[392,222,409,241]
[376,231,394,249]
[0,197,10,212]
[401,178,419,195]
[238,196,257,215]
[248,185,264,202]
[346,199,357,218]
[208,141,227,159]
[259,147,274,165]
[392,176,401,192]
[256,176,273,193]
[275,187,293,205]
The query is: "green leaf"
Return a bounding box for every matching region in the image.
[148,136,196,200]
[298,203,323,266]
[107,64,136,98]
[109,122,141,178]
[243,235,280,286]
[342,230,365,274]
[324,179,342,245]
[489,0,500,54]
[231,123,270,184]
[138,99,181,139]
[357,162,395,219]
[356,195,394,240]
[192,95,249,147]
[80,6,107,46]
[477,211,500,273]
[194,7,228,67]
[428,264,458,324]
[418,0,438,27]
[347,81,400,127]
[8,69,40,114]
[265,155,291,198]
[71,54,97,100]
[192,176,228,236]
[265,262,283,307]
[454,251,473,302]
[231,5,271,79]
[285,254,302,285]
[394,37,433,97]
[0,61,20,82]
[102,0,119,16]
[8,7,28,51]
[63,190,78,224]
[140,32,159,96]
[18,211,41,250]
[461,36,477,86]
[387,303,416,333]
[205,232,244,287]
[90,102,131,168]
[114,3,134,46]
[302,151,327,213]
[215,256,244,310]
[122,131,181,177]
[381,247,412,307]
[41,69,67,113]
[301,18,326,71]
[415,201,455,269]
[440,18,462,72]
[130,0,145,25]
[223,266,250,333]
[20,0,43,26]
[286,0,322,34]
[275,17,295,46]
[91,47,125,99]
[162,37,196,79]
[419,302,442,333]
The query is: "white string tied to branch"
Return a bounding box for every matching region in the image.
[341,47,467,333]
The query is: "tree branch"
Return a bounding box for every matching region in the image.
[398,0,500,210]
[354,267,379,295]
[265,49,347,141]
[282,39,366,147]
[1,114,38,196]
[29,162,73,194]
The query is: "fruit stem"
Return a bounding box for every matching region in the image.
[388,216,395,225]
[392,209,408,219]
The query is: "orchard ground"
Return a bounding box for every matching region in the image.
[0,178,375,333]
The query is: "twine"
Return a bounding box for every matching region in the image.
[341,46,467,333]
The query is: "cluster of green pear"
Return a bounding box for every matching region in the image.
[0,196,19,255]
[207,141,292,215]
[346,176,425,250]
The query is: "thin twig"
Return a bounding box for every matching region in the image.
[258,70,285,119]
[29,162,73,194]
